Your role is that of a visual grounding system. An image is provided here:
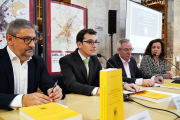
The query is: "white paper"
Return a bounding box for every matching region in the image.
[172,76,180,80]
[168,95,180,109]
[154,83,161,87]
[125,110,152,120]
[123,88,151,94]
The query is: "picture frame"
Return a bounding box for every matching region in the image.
[0,0,35,49]
[45,0,87,74]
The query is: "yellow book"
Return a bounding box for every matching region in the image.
[131,91,171,103]
[100,69,124,120]
[160,83,180,90]
[19,102,82,120]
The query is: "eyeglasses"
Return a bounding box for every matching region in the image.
[120,48,134,52]
[83,41,100,46]
[11,35,38,45]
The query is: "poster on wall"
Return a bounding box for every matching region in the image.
[46,0,87,74]
[0,0,34,49]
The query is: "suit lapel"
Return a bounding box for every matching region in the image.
[0,48,14,94]
[115,54,127,77]
[27,59,34,93]
[73,49,87,82]
[88,58,93,85]
[129,59,134,78]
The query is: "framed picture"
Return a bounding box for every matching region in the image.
[0,0,35,49]
[45,0,87,74]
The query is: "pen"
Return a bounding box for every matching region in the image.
[50,80,58,94]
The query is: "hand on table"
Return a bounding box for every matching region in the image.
[124,83,140,92]
[22,93,51,107]
[165,71,173,79]
[142,79,155,87]
[47,85,63,102]
[155,76,164,84]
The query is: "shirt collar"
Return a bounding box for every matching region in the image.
[78,50,90,61]
[119,54,130,63]
[7,46,32,62]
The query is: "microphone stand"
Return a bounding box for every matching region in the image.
[163,58,180,84]
[97,54,114,68]
[163,58,180,71]
[153,54,180,84]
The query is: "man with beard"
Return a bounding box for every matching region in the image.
[60,29,140,96]
[107,39,164,87]
[0,19,64,110]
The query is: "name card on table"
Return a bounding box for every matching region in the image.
[125,110,151,120]
[168,95,180,109]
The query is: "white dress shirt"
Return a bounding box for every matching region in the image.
[78,50,99,95]
[7,46,31,109]
[119,55,155,85]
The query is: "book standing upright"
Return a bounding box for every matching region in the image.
[100,69,124,120]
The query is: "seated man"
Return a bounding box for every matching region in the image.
[107,39,164,87]
[60,29,139,96]
[0,19,64,110]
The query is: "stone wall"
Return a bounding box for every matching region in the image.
[173,0,180,75]
[167,0,180,75]
[71,0,109,68]
[173,1,180,58]
[167,0,174,71]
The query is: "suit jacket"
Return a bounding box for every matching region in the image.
[59,48,102,96]
[0,47,60,110]
[107,53,151,83]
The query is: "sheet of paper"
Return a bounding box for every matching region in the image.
[172,76,180,80]
[168,95,180,109]
[154,83,161,87]
[123,87,151,94]
[125,110,152,120]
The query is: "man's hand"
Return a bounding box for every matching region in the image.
[47,85,63,102]
[142,79,155,87]
[124,83,140,92]
[22,93,51,107]
[155,76,164,84]
[96,88,100,95]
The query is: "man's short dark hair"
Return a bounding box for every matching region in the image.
[76,29,97,43]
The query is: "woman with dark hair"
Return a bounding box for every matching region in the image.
[139,39,173,79]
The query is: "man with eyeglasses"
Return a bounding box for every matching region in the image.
[60,29,140,96]
[0,19,64,110]
[107,39,164,87]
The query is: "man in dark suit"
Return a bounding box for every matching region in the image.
[107,39,164,87]
[60,29,139,96]
[0,19,63,110]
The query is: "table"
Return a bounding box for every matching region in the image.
[0,79,180,120]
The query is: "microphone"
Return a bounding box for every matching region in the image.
[152,54,158,56]
[97,53,114,68]
[153,54,180,84]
